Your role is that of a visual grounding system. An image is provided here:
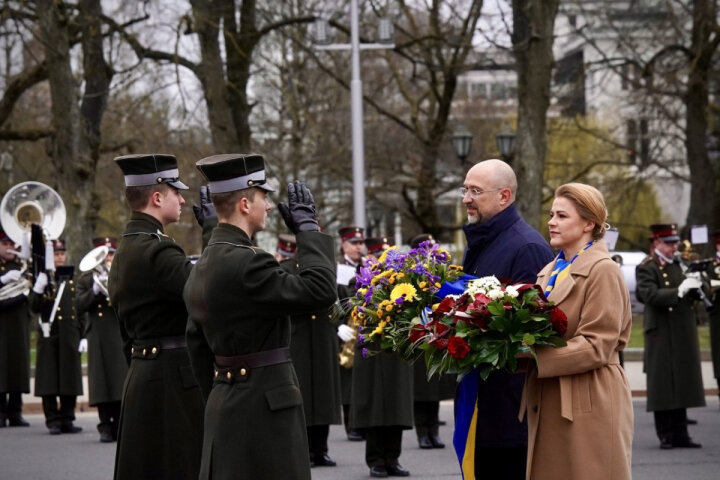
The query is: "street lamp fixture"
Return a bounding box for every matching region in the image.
[312,2,395,229]
[451,126,474,165]
[496,123,516,162]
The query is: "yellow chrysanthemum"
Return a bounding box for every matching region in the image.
[377,246,398,264]
[390,283,418,302]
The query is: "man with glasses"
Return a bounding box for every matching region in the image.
[457,159,554,479]
[636,223,705,449]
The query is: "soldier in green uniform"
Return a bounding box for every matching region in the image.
[708,231,720,401]
[408,234,455,450]
[109,154,208,479]
[276,233,342,467]
[28,239,84,435]
[351,235,413,478]
[75,237,128,443]
[336,225,366,441]
[636,223,705,449]
[0,228,31,427]
[184,154,337,480]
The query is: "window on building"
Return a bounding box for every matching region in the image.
[490,83,507,100]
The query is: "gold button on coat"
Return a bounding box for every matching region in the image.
[142,348,147,356]
[240,368,247,376]
[226,371,232,379]
[152,347,158,354]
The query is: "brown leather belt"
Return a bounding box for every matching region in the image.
[214,347,291,381]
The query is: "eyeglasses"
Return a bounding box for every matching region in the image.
[459,187,502,199]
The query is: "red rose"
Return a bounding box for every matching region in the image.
[549,307,568,336]
[409,324,429,343]
[447,336,471,359]
[429,336,449,350]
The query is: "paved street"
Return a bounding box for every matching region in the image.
[2,396,718,480]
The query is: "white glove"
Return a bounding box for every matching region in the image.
[78,338,88,353]
[92,280,102,295]
[40,322,51,338]
[33,272,48,294]
[0,270,22,285]
[337,324,355,342]
[97,271,108,283]
[678,276,702,298]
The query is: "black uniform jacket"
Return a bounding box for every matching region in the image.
[29,270,83,397]
[184,223,337,480]
[108,211,204,480]
[281,258,342,426]
[0,258,31,393]
[75,272,127,406]
[636,255,706,411]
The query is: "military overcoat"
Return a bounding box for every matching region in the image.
[75,272,128,406]
[636,254,706,411]
[0,258,31,393]
[349,347,414,430]
[337,278,357,405]
[108,212,204,480]
[184,224,337,480]
[28,271,83,397]
[708,257,720,379]
[281,259,342,426]
[413,362,456,402]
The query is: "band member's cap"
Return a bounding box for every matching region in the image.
[409,233,435,249]
[365,236,392,256]
[93,236,118,252]
[0,228,9,243]
[338,226,364,243]
[53,239,66,252]
[276,233,297,258]
[195,154,274,193]
[649,223,680,242]
[114,154,189,190]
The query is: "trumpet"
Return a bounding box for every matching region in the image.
[79,245,110,297]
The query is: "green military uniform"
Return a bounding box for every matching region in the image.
[636,251,706,443]
[185,224,337,480]
[29,267,84,429]
[0,257,31,426]
[108,211,204,479]
[281,257,342,464]
[75,270,128,439]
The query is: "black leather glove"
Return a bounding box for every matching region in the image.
[277,181,319,234]
[192,185,217,227]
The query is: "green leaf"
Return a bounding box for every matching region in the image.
[523,333,536,346]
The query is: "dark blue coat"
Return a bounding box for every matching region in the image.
[461,205,554,447]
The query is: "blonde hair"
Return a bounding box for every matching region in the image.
[554,183,608,240]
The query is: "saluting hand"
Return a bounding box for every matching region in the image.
[278,181,320,234]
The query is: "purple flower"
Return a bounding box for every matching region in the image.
[355,266,374,287]
[358,334,365,343]
[394,297,405,305]
[361,348,368,358]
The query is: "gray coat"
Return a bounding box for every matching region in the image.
[636,255,706,411]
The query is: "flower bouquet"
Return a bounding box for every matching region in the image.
[348,241,464,359]
[410,275,568,380]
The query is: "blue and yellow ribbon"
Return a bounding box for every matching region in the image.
[453,371,479,478]
[544,241,594,297]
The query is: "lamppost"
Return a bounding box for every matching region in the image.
[313,2,394,229]
[496,123,517,163]
[451,125,474,165]
[451,125,474,255]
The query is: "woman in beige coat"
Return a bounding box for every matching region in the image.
[521,183,634,480]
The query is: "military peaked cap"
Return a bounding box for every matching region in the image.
[365,236,393,255]
[649,223,680,242]
[338,226,364,243]
[114,154,189,190]
[93,236,118,252]
[0,228,9,243]
[409,233,435,249]
[53,239,66,252]
[196,154,274,193]
[276,233,297,258]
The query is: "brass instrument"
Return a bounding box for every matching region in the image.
[79,245,110,297]
[338,326,357,369]
[0,182,65,301]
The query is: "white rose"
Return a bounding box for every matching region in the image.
[505,285,519,298]
[487,288,504,300]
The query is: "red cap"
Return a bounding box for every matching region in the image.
[338,226,364,243]
[93,236,118,251]
[53,239,66,252]
[365,236,393,255]
[649,223,680,242]
[276,233,297,258]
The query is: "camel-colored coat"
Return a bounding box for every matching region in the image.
[521,240,634,480]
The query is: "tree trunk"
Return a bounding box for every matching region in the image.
[684,0,717,246]
[512,0,560,229]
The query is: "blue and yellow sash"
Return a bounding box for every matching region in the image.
[544,241,594,297]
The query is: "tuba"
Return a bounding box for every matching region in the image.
[79,245,110,297]
[0,182,66,301]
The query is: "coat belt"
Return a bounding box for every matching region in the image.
[214,347,291,381]
[131,335,187,359]
[520,350,622,423]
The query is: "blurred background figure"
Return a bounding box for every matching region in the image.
[76,236,128,443]
[708,231,720,404]
[364,236,392,261]
[278,233,343,468]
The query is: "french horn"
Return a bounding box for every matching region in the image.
[0,182,66,301]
